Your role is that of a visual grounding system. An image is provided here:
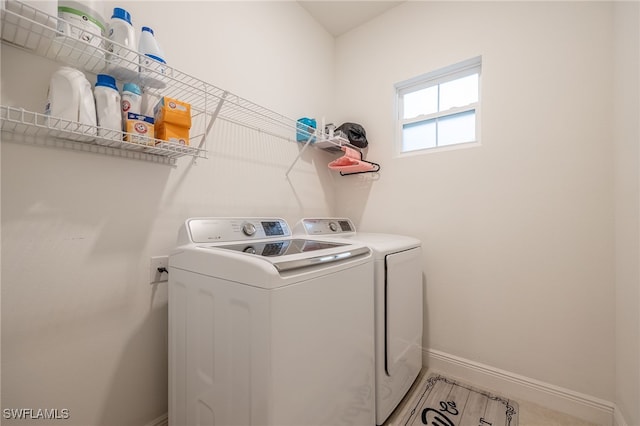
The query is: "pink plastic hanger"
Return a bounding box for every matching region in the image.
[328,146,381,176]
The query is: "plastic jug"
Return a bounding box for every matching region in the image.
[141,89,161,118]
[121,82,142,124]
[105,7,137,80]
[56,0,106,68]
[94,74,122,139]
[45,66,97,139]
[138,26,167,88]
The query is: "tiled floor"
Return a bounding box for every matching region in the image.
[518,399,599,426]
[384,369,601,426]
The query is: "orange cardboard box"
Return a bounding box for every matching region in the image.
[124,113,155,145]
[155,122,189,146]
[154,97,191,128]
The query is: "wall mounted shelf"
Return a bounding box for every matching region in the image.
[1,0,379,172]
[0,106,205,164]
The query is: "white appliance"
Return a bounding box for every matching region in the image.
[168,217,375,426]
[294,218,423,425]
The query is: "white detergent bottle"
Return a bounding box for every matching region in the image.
[56,0,106,68]
[138,26,167,88]
[141,88,161,118]
[106,7,137,80]
[94,74,122,140]
[45,67,97,140]
[46,67,81,121]
[121,82,142,124]
[77,71,99,139]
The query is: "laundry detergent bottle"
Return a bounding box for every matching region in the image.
[138,26,167,88]
[45,66,97,140]
[94,74,122,139]
[121,82,142,124]
[56,0,106,68]
[106,7,137,80]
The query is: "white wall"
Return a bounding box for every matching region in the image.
[333,0,616,403]
[613,2,640,425]
[3,2,636,425]
[1,2,336,425]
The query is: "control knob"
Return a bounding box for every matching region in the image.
[329,221,339,232]
[242,222,257,236]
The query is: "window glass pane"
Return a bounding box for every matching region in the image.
[437,110,476,146]
[403,86,437,119]
[402,120,436,151]
[396,57,481,154]
[439,73,478,111]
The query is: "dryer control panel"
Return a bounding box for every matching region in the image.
[180,218,291,244]
[295,218,356,236]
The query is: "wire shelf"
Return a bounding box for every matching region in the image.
[0,1,303,140]
[0,106,207,164]
[1,0,367,171]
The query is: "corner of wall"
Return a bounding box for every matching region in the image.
[614,406,630,426]
[425,348,615,426]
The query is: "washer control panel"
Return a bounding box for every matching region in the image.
[296,218,356,236]
[184,218,291,243]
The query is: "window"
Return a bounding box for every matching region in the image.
[396,56,481,154]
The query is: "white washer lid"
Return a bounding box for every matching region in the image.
[338,233,421,258]
[170,240,372,288]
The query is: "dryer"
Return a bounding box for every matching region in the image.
[294,218,423,425]
[169,217,375,426]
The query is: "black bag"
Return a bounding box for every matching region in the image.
[336,122,368,149]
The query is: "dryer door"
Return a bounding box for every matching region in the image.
[385,247,423,376]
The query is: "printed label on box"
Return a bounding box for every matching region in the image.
[124,114,155,145]
[155,122,189,146]
[154,96,191,128]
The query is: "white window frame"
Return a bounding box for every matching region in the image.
[395,56,482,156]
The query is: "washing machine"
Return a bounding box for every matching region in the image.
[168,217,375,426]
[294,218,423,425]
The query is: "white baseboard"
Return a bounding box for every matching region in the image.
[424,348,616,426]
[145,413,168,426]
[151,352,633,426]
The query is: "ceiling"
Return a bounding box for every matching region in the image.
[298,1,404,37]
